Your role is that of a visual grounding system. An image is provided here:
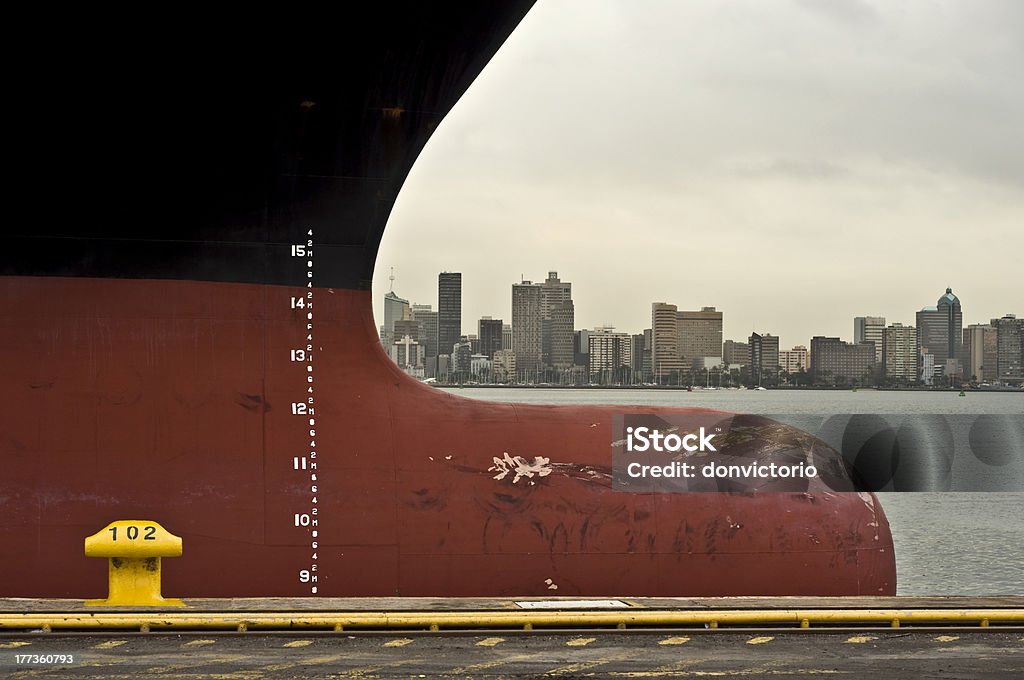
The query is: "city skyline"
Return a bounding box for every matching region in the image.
[373,1,1022,346]
[375,268,1016,349]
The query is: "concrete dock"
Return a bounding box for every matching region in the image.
[2,597,1022,678]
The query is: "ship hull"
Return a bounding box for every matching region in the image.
[0,277,894,597]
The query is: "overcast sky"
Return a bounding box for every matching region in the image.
[373,0,1023,348]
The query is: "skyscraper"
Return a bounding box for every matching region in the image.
[963,323,998,383]
[411,304,437,360]
[652,302,685,380]
[854,316,886,364]
[678,307,724,361]
[749,332,779,385]
[992,314,1024,385]
[381,290,410,346]
[512,280,542,376]
[478,317,503,359]
[810,337,875,385]
[437,272,462,364]
[883,323,918,384]
[549,300,575,368]
[916,287,962,381]
[588,327,633,383]
[539,271,572,368]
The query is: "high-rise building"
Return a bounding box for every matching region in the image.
[588,327,633,382]
[652,302,686,379]
[631,333,646,378]
[678,307,723,360]
[963,324,998,383]
[437,273,462,366]
[778,346,808,374]
[393,319,419,343]
[537,272,572,368]
[389,334,424,369]
[549,300,575,368]
[749,332,779,384]
[478,317,503,359]
[854,316,885,364]
[382,290,410,346]
[916,287,962,381]
[451,336,473,376]
[642,328,653,378]
[574,329,591,368]
[883,323,918,383]
[512,280,542,375]
[411,304,437,359]
[502,324,512,351]
[539,271,571,319]
[810,337,876,385]
[492,349,517,382]
[992,314,1024,385]
[723,340,750,367]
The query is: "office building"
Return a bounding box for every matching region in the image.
[963,324,998,383]
[652,302,686,379]
[749,332,780,384]
[778,346,808,374]
[549,300,575,368]
[588,327,633,382]
[883,323,918,383]
[854,316,886,364]
[916,287,962,381]
[723,340,750,367]
[512,280,542,375]
[381,290,410,346]
[678,306,723,360]
[437,273,462,366]
[478,317,503,359]
[410,304,438,360]
[992,314,1024,385]
[810,337,875,385]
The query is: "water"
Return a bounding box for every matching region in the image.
[442,387,1024,595]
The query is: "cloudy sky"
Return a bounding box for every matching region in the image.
[374,0,1023,348]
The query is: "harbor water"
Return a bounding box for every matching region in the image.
[443,387,1024,595]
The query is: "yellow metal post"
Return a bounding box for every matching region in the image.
[84,520,184,607]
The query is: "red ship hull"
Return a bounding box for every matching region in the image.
[0,277,895,597]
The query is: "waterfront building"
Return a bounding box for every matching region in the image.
[588,327,633,383]
[550,300,575,368]
[963,324,998,383]
[778,346,808,374]
[512,280,542,375]
[916,287,962,382]
[437,273,462,369]
[478,317,503,359]
[451,336,473,377]
[574,329,591,368]
[652,302,686,380]
[678,307,723,360]
[723,340,750,367]
[411,304,437,360]
[470,354,491,378]
[854,316,886,364]
[382,290,410,346]
[749,332,780,385]
[882,323,918,383]
[992,314,1024,385]
[393,318,419,343]
[492,349,517,382]
[810,336,875,385]
[389,334,424,369]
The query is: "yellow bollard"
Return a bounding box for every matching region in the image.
[84,520,184,606]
